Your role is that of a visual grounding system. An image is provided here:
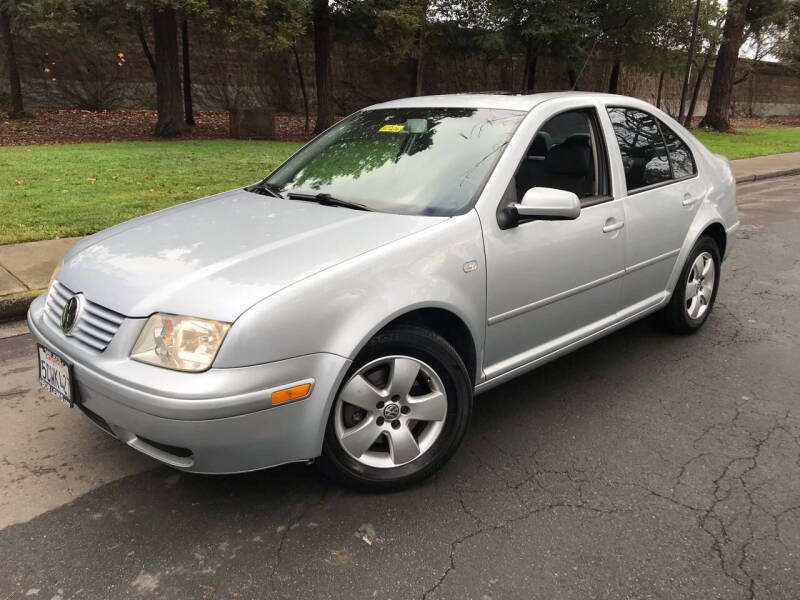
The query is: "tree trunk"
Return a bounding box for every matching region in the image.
[567,67,578,90]
[656,71,665,109]
[0,7,24,119]
[678,0,702,123]
[523,39,537,91]
[408,28,425,96]
[181,17,194,126]
[152,5,186,137]
[699,0,750,131]
[292,43,310,133]
[608,60,621,94]
[685,50,712,127]
[312,0,333,134]
[135,16,157,79]
[414,30,424,96]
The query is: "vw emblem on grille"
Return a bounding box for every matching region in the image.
[383,403,401,420]
[61,294,83,334]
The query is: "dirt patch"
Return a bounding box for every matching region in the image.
[0,109,317,146]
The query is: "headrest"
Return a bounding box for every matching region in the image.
[545,141,591,176]
[563,133,591,148]
[529,131,552,157]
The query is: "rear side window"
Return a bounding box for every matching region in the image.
[606,108,671,192]
[659,121,697,179]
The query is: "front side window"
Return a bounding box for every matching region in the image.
[659,121,697,179]
[606,108,671,192]
[264,107,526,216]
[513,110,605,201]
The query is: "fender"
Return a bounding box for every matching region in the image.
[665,201,726,298]
[214,211,487,380]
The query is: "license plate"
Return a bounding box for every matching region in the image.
[37,344,74,407]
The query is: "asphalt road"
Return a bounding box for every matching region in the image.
[2,176,799,600]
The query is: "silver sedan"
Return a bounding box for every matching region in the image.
[29,92,739,488]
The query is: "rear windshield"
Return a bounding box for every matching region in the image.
[265,107,526,216]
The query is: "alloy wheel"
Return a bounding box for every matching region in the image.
[685,251,716,320]
[334,355,448,469]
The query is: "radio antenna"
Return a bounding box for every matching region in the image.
[572,35,600,91]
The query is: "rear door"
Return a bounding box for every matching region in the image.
[604,107,701,310]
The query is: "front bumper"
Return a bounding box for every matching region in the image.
[27,295,351,473]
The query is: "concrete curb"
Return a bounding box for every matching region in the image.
[0,289,44,322]
[735,168,800,184]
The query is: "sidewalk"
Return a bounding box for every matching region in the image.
[1,152,799,320]
[0,237,81,320]
[730,151,800,183]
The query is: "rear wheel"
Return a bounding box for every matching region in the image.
[318,326,472,490]
[662,235,721,334]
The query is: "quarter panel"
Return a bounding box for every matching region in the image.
[215,212,487,380]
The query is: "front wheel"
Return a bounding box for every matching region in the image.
[661,235,721,334]
[318,326,472,490]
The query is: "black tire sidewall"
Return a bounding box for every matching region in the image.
[319,326,472,489]
[671,235,721,332]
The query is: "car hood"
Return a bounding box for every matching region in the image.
[58,189,446,321]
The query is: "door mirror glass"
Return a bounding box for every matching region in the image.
[514,187,581,222]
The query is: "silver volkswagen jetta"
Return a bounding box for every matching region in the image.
[29,92,739,488]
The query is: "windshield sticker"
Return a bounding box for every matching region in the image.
[379,124,405,133]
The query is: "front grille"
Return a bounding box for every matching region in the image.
[44,280,125,352]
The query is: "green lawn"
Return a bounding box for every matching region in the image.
[1,127,799,245]
[693,127,800,160]
[0,140,301,244]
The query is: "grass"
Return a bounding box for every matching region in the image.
[1,126,798,244]
[0,140,301,244]
[693,127,800,160]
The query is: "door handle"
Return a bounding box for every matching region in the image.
[682,193,699,207]
[602,219,625,233]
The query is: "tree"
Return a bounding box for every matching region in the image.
[594,0,669,94]
[490,0,596,91]
[313,0,333,133]
[151,4,186,136]
[181,16,194,126]
[0,0,78,118]
[775,0,800,70]
[700,0,789,130]
[678,0,702,122]
[700,0,750,129]
[0,1,24,118]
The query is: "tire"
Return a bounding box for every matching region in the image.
[317,325,472,490]
[661,235,721,334]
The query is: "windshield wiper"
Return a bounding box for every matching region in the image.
[245,182,285,199]
[287,192,372,211]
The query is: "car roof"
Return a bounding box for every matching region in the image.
[366,91,630,113]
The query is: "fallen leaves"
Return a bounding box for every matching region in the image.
[1,109,318,146]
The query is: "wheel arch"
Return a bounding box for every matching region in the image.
[666,198,728,298]
[371,307,479,386]
[701,221,727,259]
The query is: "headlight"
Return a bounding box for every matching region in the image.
[131,313,231,372]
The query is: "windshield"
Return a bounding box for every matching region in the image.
[264,107,526,216]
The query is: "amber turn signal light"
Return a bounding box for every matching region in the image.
[271,382,312,405]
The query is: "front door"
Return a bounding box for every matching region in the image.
[482,107,626,380]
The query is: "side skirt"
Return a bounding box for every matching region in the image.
[474,291,669,396]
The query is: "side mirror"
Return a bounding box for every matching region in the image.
[500,187,581,228]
